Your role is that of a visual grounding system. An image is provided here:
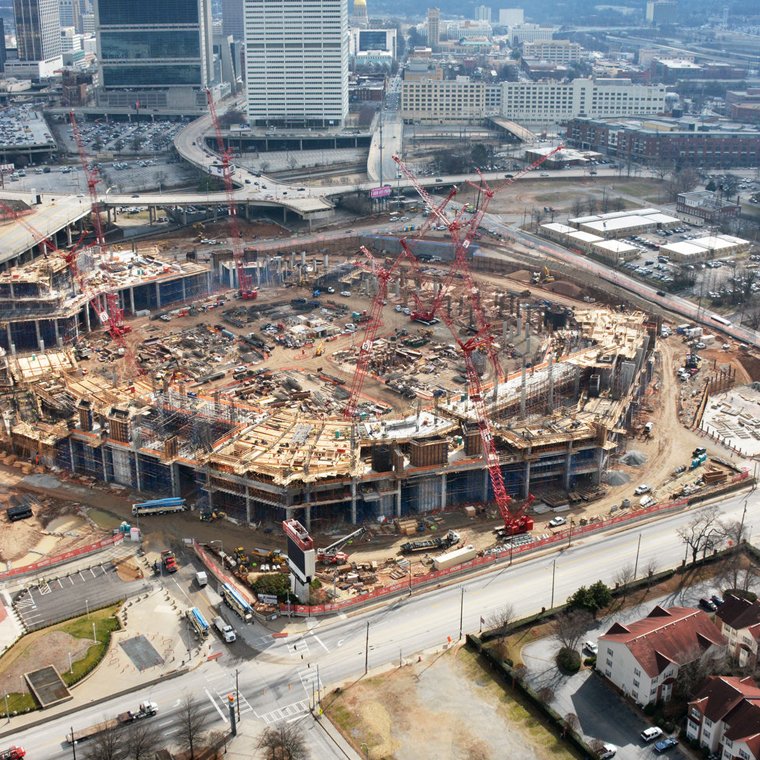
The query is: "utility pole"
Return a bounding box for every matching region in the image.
[70,728,77,760]
[364,621,370,675]
[458,587,465,640]
[550,559,557,609]
[633,533,642,579]
[235,668,240,721]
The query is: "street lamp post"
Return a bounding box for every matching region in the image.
[364,621,370,675]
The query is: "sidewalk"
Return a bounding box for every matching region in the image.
[0,582,209,738]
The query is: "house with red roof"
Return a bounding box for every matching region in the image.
[715,593,760,669]
[598,605,727,706]
[687,675,760,759]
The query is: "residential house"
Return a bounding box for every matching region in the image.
[598,605,727,706]
[716,593,760,669]
[687,675,760,759]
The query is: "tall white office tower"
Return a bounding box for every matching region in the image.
[245,0,349,128]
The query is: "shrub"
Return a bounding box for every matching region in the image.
[556,647,581,674]
[583,656,597,667]
[644,702,657,716]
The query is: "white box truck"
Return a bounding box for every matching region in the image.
[195,571,208,587]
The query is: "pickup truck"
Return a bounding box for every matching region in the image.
[68,702,158,743]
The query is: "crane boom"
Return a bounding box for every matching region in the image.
[205,91,256,299]
[69,111,105,249]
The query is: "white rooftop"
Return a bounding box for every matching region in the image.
[569,230,604,243]
[660,241,707,257]
[541,222,575,234]
[582,215,655,233]
[594,240,638,252]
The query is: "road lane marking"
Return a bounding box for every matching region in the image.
[311,633,329,653]
[204,687,228,723]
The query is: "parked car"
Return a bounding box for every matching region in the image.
[641,727,663,742]
[699,598,718,612]
[711,594,724,607]
[582,641,598,655]
[598,743,616,759]
[548,516,567,528]
[634,484,651,495]
[654,738,678,753]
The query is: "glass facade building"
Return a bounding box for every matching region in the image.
[14,0,61,61]
[95,0,213,109]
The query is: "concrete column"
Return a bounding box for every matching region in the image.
[102,449,109,483]
[170,462,180,496]
[84,303,91,333]
[66,226,73,246]
[182,279,187,301]
[564,446,573,490]
[129,287,135,315]
[350,479,358,525]
[245,486,251,523]
[483,469,489,501]
[68,438,76,472]
[304,504,311,531]
[440,473,447,510]
[156,282,163,308]
[524,459,531,499]
[5,325,11,349]
[54,319,60,346]
[285,507,294,521]
[134,448,142,492]
[8,283,14,298]
[34,320,42,349]
[395,486,402,517]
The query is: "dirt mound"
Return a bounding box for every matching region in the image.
[621,450,648,466]
[510,270,532,283]
[546,281,582,299]
[603,470,631,486]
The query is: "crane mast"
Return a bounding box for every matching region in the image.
[205,91,256,300]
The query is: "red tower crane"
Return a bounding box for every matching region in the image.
[205,91,257,300]
[342,245,418,420]
[436,306,534,536]
[69,111,105,249]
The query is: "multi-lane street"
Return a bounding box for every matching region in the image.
[12,488,757,758]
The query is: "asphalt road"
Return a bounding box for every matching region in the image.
[10,488,758,758]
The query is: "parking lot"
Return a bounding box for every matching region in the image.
[13,563,149,630]
[521,580,725,760]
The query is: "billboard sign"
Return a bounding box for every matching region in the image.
[370,185,392,199]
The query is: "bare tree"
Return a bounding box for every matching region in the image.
[643,559,658,584]
[615,564,635,597]
[563,712,580,737]
[257,723,309,760]
[677,505,722,565]
[571,197,585,218]
[82,724,124,760]
[487,603,515,633]
[124,718,162,760]
[176,694,209,760]
[674,645,728,701]
[536,685,555,703]
[552,609,594,652]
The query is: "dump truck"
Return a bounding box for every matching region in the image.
[161,549,178,573]
[131,498,186,517]
[67,702,158,743]
[0,747,25,760]
[220,582,253,623]
[400,530,460,555]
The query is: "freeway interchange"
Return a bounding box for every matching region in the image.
[8,488,758,759]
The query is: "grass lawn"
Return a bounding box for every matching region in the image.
[0,603,121,715]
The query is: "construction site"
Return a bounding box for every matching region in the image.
[0,124,755,608]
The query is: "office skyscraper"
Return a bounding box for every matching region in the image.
[244,0,349,128]
[95,0,214,111]
[14,0,61,60]
[427,7,440,50]
[222,0,244,40]
[60,0,82,32]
